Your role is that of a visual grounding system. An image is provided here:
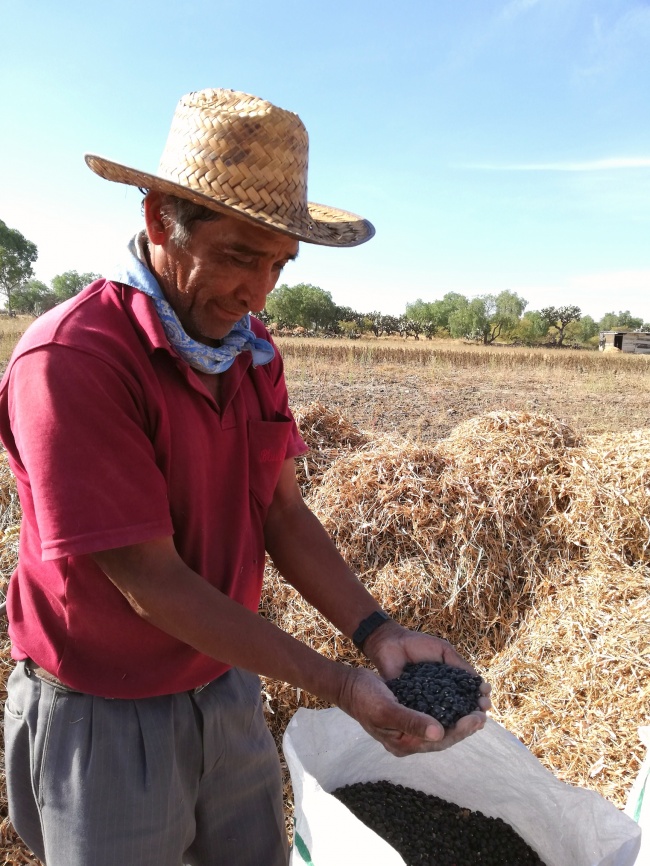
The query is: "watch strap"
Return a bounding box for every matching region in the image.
[352,610,391,651]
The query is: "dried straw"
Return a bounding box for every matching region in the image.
[306,412,586,652]
[487,563,650,808]
[291,401,369,493]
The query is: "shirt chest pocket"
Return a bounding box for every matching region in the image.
[248,415,293,512]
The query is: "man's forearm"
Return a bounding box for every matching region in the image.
[264,495,386,642]
[92,538,351,705]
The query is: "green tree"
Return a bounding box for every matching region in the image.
[577,315,598,343]
[448,297,484,341]
[449,291,527,345]
[0,219,38,314]
[540,305,581,346]
[598,310,645,332]
[266,283,339,332]
[405,299,436,322]
[403,301,438,338]
[406,293,467,335]
[11,279,56,315]
[430,293,468,332]
[51,270,100,303]
[517,310,550,344]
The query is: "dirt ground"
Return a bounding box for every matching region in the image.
[281,344,650,442]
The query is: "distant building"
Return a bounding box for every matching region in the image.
[599,331,650,354]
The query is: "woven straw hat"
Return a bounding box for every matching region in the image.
[85,88,374,248]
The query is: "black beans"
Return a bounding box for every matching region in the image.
[332,780,547,866]
[385,662,483,728]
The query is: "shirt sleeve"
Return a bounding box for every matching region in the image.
[7,344,174,560]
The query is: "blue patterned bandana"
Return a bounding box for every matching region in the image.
[112,233,275,374]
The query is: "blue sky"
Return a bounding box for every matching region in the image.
[2,0,650,322]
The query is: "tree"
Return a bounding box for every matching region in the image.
[51,270,100,303]
[517,310,550,344]
[11,279,56,315]
[398,316,423,339]
[598,310,645,332]
[540,305,581,346]
[577,315,598,343]
[266,283,339,332]
[0,219,38,313]
[403,301,437,338]
[448,297,486,342]
[448,291,527,345]
[405,293,468,335]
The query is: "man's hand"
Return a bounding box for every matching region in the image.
[336,663,487,757]
[340,620,491,756]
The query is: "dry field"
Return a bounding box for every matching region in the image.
[0,335,649,863]
[278,336,650,441]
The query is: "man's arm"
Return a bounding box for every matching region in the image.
[264,460,491,729]
[92,459,488,756]
[92,534,478,756]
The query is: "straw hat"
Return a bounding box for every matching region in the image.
[85,88,375,248]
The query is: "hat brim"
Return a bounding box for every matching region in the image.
[85,154,375,248]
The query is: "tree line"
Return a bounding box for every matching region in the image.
[1,218,648,345]
[0,218,98,315]
[262,284,649,348]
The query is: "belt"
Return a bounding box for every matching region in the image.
[23,659,82,694]
[23,659,216,697]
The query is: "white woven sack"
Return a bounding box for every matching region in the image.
[284,708,641,866]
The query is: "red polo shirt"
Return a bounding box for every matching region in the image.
[0,280,307,698]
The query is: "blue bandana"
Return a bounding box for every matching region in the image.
[112,234,275,374]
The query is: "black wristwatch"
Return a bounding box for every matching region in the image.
[352,610,391,651]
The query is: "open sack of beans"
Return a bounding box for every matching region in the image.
[283,708,641,866]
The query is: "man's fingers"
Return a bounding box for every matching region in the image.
[375,703,446,744]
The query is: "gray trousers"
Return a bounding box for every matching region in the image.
[4,661,289,866]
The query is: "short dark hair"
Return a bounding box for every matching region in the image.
[143,191,222,248]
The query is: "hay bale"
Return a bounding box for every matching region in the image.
[306,412,584,651]
[487,563,650,809]
[260,407,650,812]
[292,402,369,492]
[551,429,650,568]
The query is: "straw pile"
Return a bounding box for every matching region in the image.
[304,412,584,654]
[0,407,648,862]
[292,401,369,492]
[261,406,649,811]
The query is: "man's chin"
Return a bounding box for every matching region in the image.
[189,320,238,346]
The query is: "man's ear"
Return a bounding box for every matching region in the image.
[143,191,169,246]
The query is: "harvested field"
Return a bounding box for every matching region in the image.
[0,342,649,862]
[280,337,650,442]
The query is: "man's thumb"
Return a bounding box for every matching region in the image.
[394,704,444,742]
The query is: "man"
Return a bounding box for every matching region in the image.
[0,89,489,866]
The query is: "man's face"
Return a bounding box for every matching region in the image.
[153,211,298,344]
